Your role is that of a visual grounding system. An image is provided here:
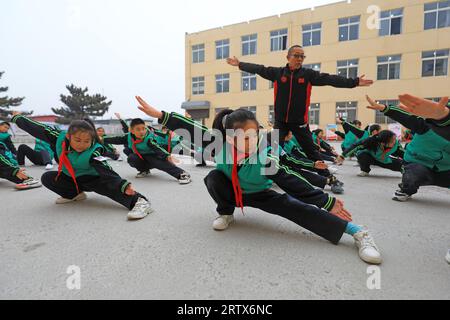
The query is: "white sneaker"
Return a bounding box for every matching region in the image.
[178,172,191,185]
[55,192,88,204]
[353,229,382,265]
[135,170,150,178]
[15,178,42,190]
[446,249,450,264]
[213,215,234,231]
[357,171,370,177]
[45,164,54,170]
[127,197,154,220]
[328,166,339,174]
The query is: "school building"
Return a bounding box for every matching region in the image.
[182,0,450,132]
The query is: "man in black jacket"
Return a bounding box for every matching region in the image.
[227,45,373,161]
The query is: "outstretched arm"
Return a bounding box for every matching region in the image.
[310,69,373,88]
[11,113,60,148]
[227,56,279,82]
[366,95,429,134]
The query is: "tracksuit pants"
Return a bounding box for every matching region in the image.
[204,169,347,245]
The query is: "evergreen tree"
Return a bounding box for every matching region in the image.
[0,71,26,120]
[52,84,112,123]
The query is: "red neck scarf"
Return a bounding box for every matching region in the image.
[231,148,249,214]
[131,136,145,160]
[56,140,80,194]
[167,131,172,153]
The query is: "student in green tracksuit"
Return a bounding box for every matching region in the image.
[282,131,344,193]
[135,95,383,265]
[0,140,41,190]
[312,129,341,162]
[103,118,191,184]
[337,118,377,155]
[96,127,121,161]
[11,113,153,220]
[339,130,404,177]
[366,96,450,201]
[17,138,54,169]
[0,121,17,156]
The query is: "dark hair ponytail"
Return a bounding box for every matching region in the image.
[369,124,381,134]
[212,109,258,139]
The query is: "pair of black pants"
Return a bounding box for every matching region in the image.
[17,144,52,166]
[401,162,450,196]
[127,153,185,179]
[291,147,331,178]
[275,121,323,162]
[320,151,336,163]
[204,170,347,245]
[0,173,23,184]
[41,171,143,210]
[123,147,132,156]
[357,152,403,173]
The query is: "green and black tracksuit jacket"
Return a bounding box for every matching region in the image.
[158,111,336,212]
[11,114,133,194]
[381,104,450,172]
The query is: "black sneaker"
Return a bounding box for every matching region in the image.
[392,190,411,202]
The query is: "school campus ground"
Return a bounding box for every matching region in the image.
[0,144,449,300]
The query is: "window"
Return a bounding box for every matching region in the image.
[270,29,288,51]
[426,97,443,102]
[302,23,322,46]
[377,55,401,80]
[375,100,398,124]
[192,76,205,95]
[216,74,230,93]
[192,44,205,63]
[424,1,450,30]
[242,72,257,91]
[303,63,321,72]
[379,8,403,36]
[216,39,230,60]
[309,103,320,125]
[339,16,360,41]
[242,34,257,56]
[337,59,359,78]
[240,106,257,115]
[422,49,449,77]
[269,105,274,125]
[336,102,357,122]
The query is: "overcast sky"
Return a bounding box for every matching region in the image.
[0,0,341,118]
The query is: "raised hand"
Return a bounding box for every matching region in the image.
[358,75,374,87]
[135,96,163,119]
[366,95,386,111]
[114,113,122,120]
[226,56,240,67]
[398,94,449,120]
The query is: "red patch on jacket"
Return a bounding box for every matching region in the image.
[298,78,305,84]
[281,76,288,83]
